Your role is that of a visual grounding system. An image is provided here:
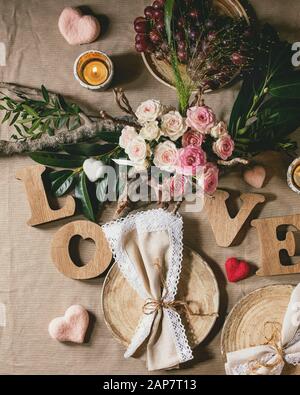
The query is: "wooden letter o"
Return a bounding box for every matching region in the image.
[51,221,112,279]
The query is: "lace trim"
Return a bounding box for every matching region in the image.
[102,209,193,366]
[165,308,193,363]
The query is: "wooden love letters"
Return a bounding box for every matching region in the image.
[16,165,112,279]
[252,215,300,276]
[16,164,75,226]
[51,221,112,279]
[16,164,300,278]
[204,190,265,247]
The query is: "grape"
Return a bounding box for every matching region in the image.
[153,0,164,9]
[153,9,164,21]
[177,41,186,50]
[149,30,161,44]
[189,9,200,19]
[135,33,147,44]
[135,41,148,53]
[134,20,147,33]
[134,16,146,24]
[177,17,185,29]
[178,49,187,63]
[175,30,185,42]
[231,52,246,66]
[188,28,198,41]
[156,20,165,33]
[144,6,155,19]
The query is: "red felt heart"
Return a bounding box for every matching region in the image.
[225,257,250,283]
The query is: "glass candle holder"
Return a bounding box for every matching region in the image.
[74,50,114,91]
[287,157,300,194]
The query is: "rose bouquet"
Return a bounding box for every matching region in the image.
[115,98,234,198]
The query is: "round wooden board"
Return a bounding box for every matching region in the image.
[221,284,300,375]
[101,247,219,350]
[142,0,250,91]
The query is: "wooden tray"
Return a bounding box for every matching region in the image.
[142,0,251,91]
[101,246,219,349]
[221,284,300,375]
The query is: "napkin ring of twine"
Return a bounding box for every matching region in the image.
[142,259,218,319]
[250,321,285,373]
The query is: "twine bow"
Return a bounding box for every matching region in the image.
[142,259,217,318]
[249,322,285,374]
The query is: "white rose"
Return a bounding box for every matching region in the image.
[211,121,227,139]
[119,126,138,150]
[140,121,161,141]
[153,141,178,173]
[135,99,162,124]
[126,136,149,163]
[161,111,187,141]
[83,158,106,183]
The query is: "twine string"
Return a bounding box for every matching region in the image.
[249,321,285,374]
[142,259,217,318]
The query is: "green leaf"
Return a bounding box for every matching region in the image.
[57,94,69,112]
[58,115,68,129]
[9,112,19,126]
[2,111,10,124]
[96,176,109,203]
[41,85,49,103]
[28,119,41,134]
[269,72,300,99]
[49,170,74,197]
[22,104,38,118]
[75,172,96,222]
[62,143,117,157]
[95,131,121,144]
[29,152,85,168]
[164,0,175,45]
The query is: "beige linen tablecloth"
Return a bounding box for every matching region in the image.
[0,0,300,375]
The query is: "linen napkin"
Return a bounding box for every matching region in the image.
[225,284,300,375]
[102,209,193,371]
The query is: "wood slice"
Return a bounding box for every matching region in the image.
[221,284,300,375]
[142,0,250,91]
[101,247,219,349]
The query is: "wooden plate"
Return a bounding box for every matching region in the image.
[142,0,250,91]
[101,246,219,349]
[221,284,300,375]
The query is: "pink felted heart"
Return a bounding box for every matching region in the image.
[225,257,251,283]
[243,165,266,189]
[48,305,89,343]
[58,7,101,45]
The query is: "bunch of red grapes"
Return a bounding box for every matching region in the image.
[134,0,255,90]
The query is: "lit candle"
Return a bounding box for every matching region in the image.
[83,60,108,86]
[74,50,114,90]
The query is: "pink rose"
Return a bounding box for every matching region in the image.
[177,145,207,176]
[202,163,219,195]
[213,134,235,160]
[182,130,204,148]
[119,126,138,150]
[153,141,178,172]
[126,136,148,163]
[161,174,190,201]
[186,105,216,134]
